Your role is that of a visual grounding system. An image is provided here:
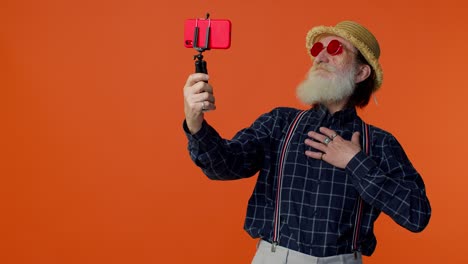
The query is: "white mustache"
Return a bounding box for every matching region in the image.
[310,63,336,74]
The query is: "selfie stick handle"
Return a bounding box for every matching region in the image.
[195,53,208,74]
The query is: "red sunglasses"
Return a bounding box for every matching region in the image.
[310,39,344,57]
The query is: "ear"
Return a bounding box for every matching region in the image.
[355,64,371,84]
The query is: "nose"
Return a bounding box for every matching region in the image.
[313,48,329,64]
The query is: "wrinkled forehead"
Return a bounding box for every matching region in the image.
[315,34,357,52]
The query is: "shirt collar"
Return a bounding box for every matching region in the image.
[313,104,357,124]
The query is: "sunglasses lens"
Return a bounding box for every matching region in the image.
[310,42,324,57]
[327,40,343,55]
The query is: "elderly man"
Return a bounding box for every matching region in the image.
[183,21,431,264]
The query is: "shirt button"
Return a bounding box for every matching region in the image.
[280,216,287,224]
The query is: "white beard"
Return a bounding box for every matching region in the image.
[296,63,356,105]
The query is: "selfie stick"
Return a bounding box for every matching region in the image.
[193,13,211,75]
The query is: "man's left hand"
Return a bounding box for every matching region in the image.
[304,127,362,169]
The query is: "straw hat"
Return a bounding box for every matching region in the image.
[306,20,383,91]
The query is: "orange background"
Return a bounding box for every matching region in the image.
[1,0,467,263]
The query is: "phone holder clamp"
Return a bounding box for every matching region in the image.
[193,13,211,74]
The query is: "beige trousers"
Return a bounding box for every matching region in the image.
[251,240,363,264]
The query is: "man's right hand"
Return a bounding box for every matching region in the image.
[183,73,216,134]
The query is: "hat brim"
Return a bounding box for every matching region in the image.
[306,26,383,91]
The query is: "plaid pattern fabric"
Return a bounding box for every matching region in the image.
[184,105,431,257]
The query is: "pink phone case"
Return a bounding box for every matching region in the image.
[184,19,231,49]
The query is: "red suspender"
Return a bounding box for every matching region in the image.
[352,121,370,258]
[271,110,307,252]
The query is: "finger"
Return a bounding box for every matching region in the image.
[305,150,324,160]
[191,92,215,104]
[307,131,331,145]
[191,81,213,95]
[304,139,327,152]
[201,101,217,111]
[351,132,361,145]
[185,73,209,87]
[319,127,338,139]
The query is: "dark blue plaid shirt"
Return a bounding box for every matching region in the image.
[184,105,431,257]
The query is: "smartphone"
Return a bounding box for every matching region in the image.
[184,19,231,50]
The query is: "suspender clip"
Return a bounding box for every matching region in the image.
[271,241,278,252]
